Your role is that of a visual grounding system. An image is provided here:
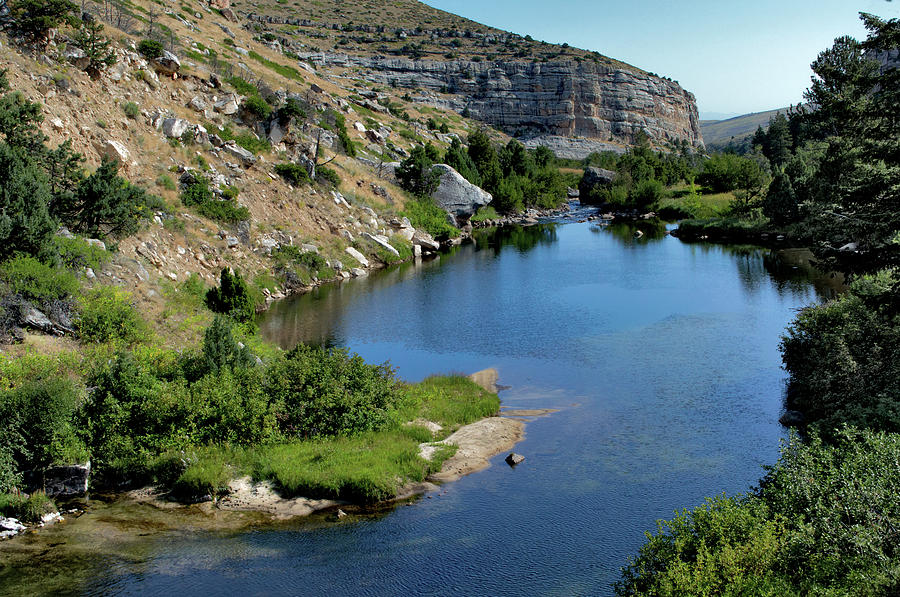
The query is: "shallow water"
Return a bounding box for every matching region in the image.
[1,213,833,596]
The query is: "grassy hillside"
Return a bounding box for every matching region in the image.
[700,107,790,149]
[231,0,645,72]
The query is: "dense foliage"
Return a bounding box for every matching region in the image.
[617,14,900,595]
[205,268,255,323]
[396,131,570,214]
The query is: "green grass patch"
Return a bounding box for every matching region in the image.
[251,431,452,503]
[401,197,459,240]
[399,375,500,429]
[470,206,499,223]
[0,492,56,523]
[247,50,304,82]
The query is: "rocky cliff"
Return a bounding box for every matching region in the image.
[301,53,703,158]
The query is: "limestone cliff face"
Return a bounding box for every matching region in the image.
[302,53,703,156]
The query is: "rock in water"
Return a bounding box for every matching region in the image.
[431,164,492,226]
[505,453,525,466]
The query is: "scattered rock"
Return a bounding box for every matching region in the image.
[505,453,525,466]
[152,50,181,76]
[345,247,369,268]
[223,141,256,165]
[363,233,399,257]
[101,139,130,165]
[162,118,191,139]
[188,95,208,112]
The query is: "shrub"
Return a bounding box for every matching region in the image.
[274,163,309,186]
[0,256,79,302]
[241,95,272,120]
[205,268,255,323]
[396,146,441,197]
[76,286,145,344]
[315,166,340,188]
[401,197,459,240]
[54,236,108,270]
[265,344,400,438]
[196,200,250,224]
[156,174,176,191]
[0,376,83,471]
[180,177,214,206]
[137,38,164,59]
[122,101,139,119]
[226,76,257,96]
[0,491,56,523]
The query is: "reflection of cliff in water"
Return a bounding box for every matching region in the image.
[472,223,558,256]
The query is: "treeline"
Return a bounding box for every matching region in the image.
[615,13,900,595]
[396,129,573,214]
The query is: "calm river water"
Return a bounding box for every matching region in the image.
[1,212,836,596]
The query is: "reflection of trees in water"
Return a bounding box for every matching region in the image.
[601,221,669,244]
[259,255,448,350]
[473,224,559,256]
[763,249,844,302]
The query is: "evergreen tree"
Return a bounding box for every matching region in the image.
[467,128,502,193]
[0,144,56,261]
[72,17,116,79]
[8,0,77,46]
[443,137,481,186]
[206,268,255,323]
[765,114,792,167]
[395,146,441,197]
[763,171,799,225]
[57,158,155,238]
[201,315,253,375]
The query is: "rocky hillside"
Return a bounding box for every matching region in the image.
[233,0,704,157]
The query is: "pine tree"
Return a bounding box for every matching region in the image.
[72,16,116,79]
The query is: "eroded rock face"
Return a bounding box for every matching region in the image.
[299,54,703,156]
[431,164,492,226]
[43,462,91,497]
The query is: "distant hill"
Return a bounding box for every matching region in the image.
[701,107,792,150]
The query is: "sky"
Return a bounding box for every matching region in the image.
[422,0,897,119]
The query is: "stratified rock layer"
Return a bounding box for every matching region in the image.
[301,54,703,156]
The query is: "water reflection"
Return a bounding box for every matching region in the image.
[471,223,559,255]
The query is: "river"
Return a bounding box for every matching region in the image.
[0,212,836,596]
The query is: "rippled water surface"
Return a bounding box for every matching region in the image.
[1,215,835,596]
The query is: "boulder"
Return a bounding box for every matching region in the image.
[364,233,399,257]
[345,247,369,268]
[431,164,492,226]
[101,139,130,164]
[162,118,191,139]
[64,47,89,70]
[412,229,440,252]
[152,50,181,76]
[43,462,91,497]
[188,95,208,112]
[578,167,618,205]
[505,453,525,466]
[223,141,256,165]
[214,94,240,115]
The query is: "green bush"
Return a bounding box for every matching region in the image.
[226,76,257,96]
[54,236,108,270]
[205,268,255,323]
[137,38,163,59]
[401,197,459,240]
[781,270,900,435]
[265,344,399,438]
[241,95,272,120]
[76,286,145,344]
[274,162,309,185]
[0,376,83,471]
[0,256,79,301]
[196,200,250,224]
[316,166,341,188]
[156,174,176,191]
[0,491,56,523]
[122,101,139,119]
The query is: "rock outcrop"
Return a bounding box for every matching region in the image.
[431,164,492,226]
[300,53,703,157]
[578,167,618,205]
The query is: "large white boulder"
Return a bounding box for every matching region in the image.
[431,164,492,226]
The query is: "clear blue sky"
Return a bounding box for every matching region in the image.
[422,0,896,118]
